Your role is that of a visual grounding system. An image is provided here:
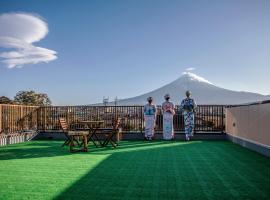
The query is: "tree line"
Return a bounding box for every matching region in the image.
[0,91,52,106]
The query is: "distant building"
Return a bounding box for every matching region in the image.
[103,97,109,106]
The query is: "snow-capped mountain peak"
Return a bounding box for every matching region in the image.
[181,72,213,85]
[103,71,269,105]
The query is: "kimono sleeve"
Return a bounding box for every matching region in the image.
[180,99,185,111]
[171,102,176,115]
[143,105,147,114]
[153,105,157,116]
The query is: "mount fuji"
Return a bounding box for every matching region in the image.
[112,72,269,105]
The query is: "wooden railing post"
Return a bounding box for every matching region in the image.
[37,107,40,130]
[20,106,23,131]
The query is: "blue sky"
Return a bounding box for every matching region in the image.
[0,0,270,105]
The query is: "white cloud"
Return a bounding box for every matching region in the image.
[0,13,57,68]
[185,67,195,71]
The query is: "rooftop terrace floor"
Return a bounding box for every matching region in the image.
[0,140,270,200]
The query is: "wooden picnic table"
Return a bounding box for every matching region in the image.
[74,119,121,148]
[76,120,104,147]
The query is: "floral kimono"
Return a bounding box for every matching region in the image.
[162,101,175,140]
[144,103,157,139]
[180,98,197,140]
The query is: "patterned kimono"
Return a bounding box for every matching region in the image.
[162,101,175,140]
[144,103,157,139]
[180,98,197,138]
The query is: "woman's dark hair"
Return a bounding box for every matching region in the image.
[147,97,153,103]
[186,90,191,97]
[164,94,170,101]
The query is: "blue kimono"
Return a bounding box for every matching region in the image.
[144,104,157,139]
[180,98,197,139]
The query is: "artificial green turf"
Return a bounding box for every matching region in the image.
[0,140,270,200]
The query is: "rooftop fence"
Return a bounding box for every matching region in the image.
[0,104,225,134]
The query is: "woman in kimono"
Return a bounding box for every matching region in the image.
[162,94,175,140]
[144,97,157,140]
[180,91,197,141]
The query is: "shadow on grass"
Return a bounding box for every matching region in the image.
[55,141,270,200]
[88,140,183,154]
[0,141,70,160]
[0,140,184,160]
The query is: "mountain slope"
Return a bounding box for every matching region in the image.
[113,72,269,105]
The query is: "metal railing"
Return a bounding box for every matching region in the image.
[0,104,225,135]
[37,105,225,133]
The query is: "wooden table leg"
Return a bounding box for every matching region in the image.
[83,135,88,152]
[92,132,101,146]
[70,136,74,152]
[103,132,118,148]
[62,133,71,147]
[62,139,69,147]
[87,129,100,147]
